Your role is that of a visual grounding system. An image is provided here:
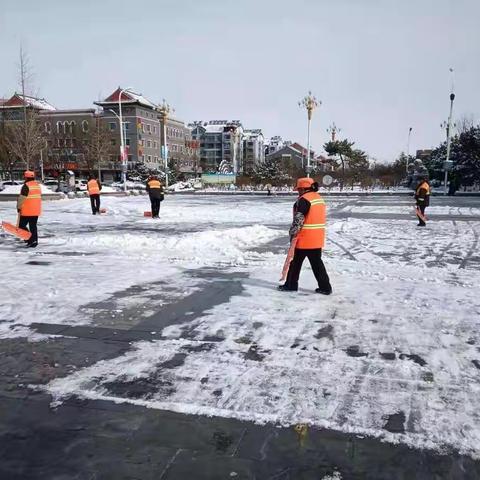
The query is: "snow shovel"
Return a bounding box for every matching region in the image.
[144,211,152,217]
[1,214,32,241]
[99,208,107,214]
[279,236,298,282]
[415,206,427,223]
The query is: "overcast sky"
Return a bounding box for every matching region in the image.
[1,0,479,162]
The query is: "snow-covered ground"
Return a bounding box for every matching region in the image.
[1,194,480,459]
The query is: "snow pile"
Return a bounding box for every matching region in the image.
[0,184,57,195]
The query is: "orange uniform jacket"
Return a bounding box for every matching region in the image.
[295,191,326,249]
[20,181,42,217]
[87,179,101,195]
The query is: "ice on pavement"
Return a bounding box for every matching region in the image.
[2,194,480,458]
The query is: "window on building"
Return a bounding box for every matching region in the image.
[154,141,158,149]
[154,156,158,162]
[82,120,89,133]
[147,124,151,133]
[109,122,116,131]
[69,121,76,134]
[148,155,152,162]
[124,122,130,130]
[125,138,130,146]
[44,122,51,133]
[147,140,152,148]
[153,126,157,134]
[56,121,61,134]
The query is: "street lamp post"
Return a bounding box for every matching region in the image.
[299,91,320,177]
[157,99,174,188]
[118,87,133,192]
[327,122,341,142]
[443,94,455,196]
[406,127,413,173]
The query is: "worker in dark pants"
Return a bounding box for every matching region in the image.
[146,175,164,218]
[414,176,430,227]
[87,174,102,214]
[17,170,42,248]
[279,177,332,294]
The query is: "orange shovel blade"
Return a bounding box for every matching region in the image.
[1,221,32,241]
[144,211,152,217]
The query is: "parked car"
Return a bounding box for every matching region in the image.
[0,180,22,191]
[75,179,88,192]
[42,179,69,193]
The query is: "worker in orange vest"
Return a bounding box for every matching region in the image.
[87,174,102,215]
[145,175,164,218]
[414,176,430,227]
[17,170,42,248]
[279,177,332,294]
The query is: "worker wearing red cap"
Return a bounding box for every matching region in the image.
[17,170,42,248]
[279,177,332,294]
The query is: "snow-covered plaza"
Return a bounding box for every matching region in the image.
[1,193,480,478]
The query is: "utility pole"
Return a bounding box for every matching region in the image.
[298,91,320,177]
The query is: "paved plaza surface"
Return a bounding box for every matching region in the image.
[1,194,480,479]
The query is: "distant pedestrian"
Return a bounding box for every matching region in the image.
[279,177,332,294]
[414,176,430,227]
[17,170,42,248]
[87,174,102,215]
[146,175,164,218]
[266,183,272,196]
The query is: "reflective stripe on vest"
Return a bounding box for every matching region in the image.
[148,180,161,189]
[87,180,100,195]
[296,191,326,249]
[21,181,42,217]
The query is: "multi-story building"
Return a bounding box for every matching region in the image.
[190,120,244,174]
[265,135,291,156]
[265,145,304,171]
[96,88,195,177]
[242,129,265,174]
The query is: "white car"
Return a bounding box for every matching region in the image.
[75,179,88,192]
[0,180,22,191]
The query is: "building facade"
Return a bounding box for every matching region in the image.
[242,129,265,174]
[189,120,244,174]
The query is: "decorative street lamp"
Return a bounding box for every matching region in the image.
[118,87,133,192]
[327,122,341,142]
[157,99,174,188]
[442,68,455,196]
[298,91,320,176]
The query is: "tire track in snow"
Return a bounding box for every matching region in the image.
[434,220,458,265]
[459,222,479,270]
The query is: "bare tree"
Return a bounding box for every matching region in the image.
[456,114,475,134]
[82,116,113,177]
[5,109,45,171]
[4,46,45,170]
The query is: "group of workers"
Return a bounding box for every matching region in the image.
[12,170,430,295]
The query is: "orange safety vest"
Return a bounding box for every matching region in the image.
[20,181,42,217]
[416,182,430,196]
[147,179,161,189]
[87,179,100,195]
[295,191,326,249]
